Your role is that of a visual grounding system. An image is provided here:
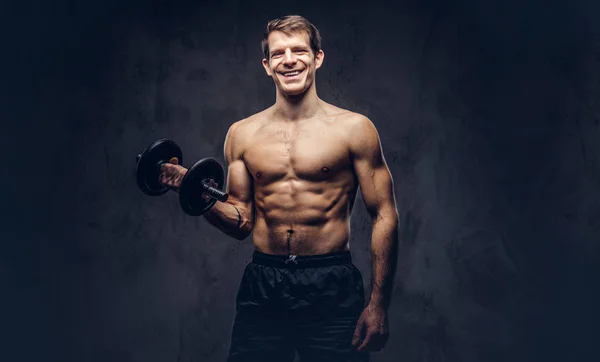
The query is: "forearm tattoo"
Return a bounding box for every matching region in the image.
[232,205,242,228]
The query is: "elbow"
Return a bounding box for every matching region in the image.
[233,223,254,241]
[370,205,399,223]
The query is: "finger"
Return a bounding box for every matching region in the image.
[356,330,374,352]
[351,320,365,347]
[169,157,179,165]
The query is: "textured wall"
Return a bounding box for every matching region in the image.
[2,0,599,361]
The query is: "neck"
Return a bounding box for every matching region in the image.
[272,84,322,121]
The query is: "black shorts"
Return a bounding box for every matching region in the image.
[227,250,369,362]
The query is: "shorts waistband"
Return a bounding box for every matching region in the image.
[252,250,353,268]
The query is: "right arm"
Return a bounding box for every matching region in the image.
[202,122,254,240]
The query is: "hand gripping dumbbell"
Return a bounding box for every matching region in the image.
[135,139,229,216]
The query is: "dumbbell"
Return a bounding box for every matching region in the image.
[135,139,229,216]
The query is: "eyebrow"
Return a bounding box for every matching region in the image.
[271,46,309,54]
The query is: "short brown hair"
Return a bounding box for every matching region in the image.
[261,15,322,59]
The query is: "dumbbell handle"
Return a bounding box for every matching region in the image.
[202,182,229,202]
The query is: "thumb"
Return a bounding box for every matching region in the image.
[168,157,179,165]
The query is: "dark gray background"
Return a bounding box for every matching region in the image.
[2,0,599,361]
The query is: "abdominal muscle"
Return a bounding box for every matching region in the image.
[251,179,357,255]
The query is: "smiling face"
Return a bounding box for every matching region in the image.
[262,30,324,96]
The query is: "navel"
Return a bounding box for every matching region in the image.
[256,172,262,179]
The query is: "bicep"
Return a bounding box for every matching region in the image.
[351,119,397,218]
[225,159,254,208]
[223,122,254,211]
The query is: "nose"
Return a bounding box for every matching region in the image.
[283,49,296,65]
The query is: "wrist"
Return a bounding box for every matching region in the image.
[368,296,388,311]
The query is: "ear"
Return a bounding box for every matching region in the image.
[314,50,325,70]
[262,58,273,76]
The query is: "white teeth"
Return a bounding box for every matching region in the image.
[283,71,300,76]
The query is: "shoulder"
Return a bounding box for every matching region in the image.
[322,105,379,147]
[318,102,380,150]
[348,115,380,155]
[345,112,377,133]
[322,102,376,132]
[224,109,271,162]
[226,111,267,142]
[327,109,381,157]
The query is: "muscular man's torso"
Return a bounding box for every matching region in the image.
[234,103,362,255]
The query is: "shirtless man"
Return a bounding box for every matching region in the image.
[160,15,399,362]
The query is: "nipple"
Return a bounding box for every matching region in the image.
[321,167,330,173]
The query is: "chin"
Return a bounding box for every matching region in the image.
[279,83,311,96]
[282,88,306,96]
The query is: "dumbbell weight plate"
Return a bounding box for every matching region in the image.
[179,157,225,216]
[136,139,183,196]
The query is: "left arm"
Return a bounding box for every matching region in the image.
[349,115,400,352]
